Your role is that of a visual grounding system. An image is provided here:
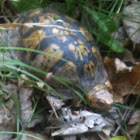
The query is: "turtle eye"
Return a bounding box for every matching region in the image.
[96,100,105,106]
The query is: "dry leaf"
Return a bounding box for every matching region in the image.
[128,111,140,125]
[104,57,116,78]
[46,72,54,81]
[128,125,140,136]
[46,95,64,110]
[0,82,17,139]
[115,58,132,72]
[112,63,140,96]
[0,102,16,140]
[19,87,42,128]
[128,111,140,136]
[104,57,140,103]
[123,2,140,44]
[50,108,114,136]
[18,74,33,87]
[36,82,44,88]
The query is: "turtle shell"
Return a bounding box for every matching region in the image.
[8,8,113,110]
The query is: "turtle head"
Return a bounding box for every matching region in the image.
[87,81,113,110]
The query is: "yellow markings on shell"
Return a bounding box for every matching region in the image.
[52,28,59,34]
[77,40,84,45]
[57,30,68,42]
[44,13,59,17]
[76,45,88,61]
[23,30,45,58]
[55,29,68,43]
[42,44,63,72]
[65,15,78,22]
[79,27,94,41]
[92,47,97,54]
[68,44,75,51]
[77,40,89,60]
[47,15,55,22]
[57,36,67,43]
[28,9,43,17]
[84,61,95,77]
[68,40,89,61]
[39,13,59,23]
[62,22,75,36]
[43,13,60,22]
[39,16,52,24]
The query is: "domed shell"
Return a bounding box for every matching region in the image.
[8,8,113,110]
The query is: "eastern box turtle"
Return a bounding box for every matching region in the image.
[7,8,113,110]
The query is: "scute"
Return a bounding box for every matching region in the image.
[8,8,113,110]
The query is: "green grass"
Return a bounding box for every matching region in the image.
[1,0,140,139]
